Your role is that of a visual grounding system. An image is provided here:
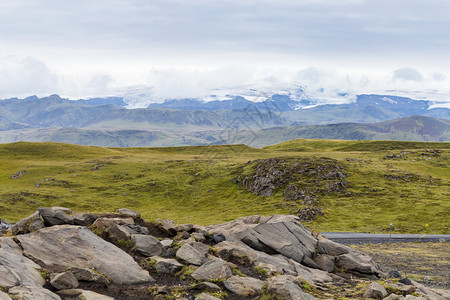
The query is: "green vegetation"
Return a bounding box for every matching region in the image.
[0,140,449,233]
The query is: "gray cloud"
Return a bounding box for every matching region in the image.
[1,1,450,101]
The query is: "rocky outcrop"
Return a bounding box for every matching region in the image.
[1,208,447,300]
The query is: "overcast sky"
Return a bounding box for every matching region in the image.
[1,0,449,105]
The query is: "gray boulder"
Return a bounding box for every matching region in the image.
[132,234,164,257]
[363,281,388,299]
[11,211,44,235]
[237,221,317,265]
[16,225,153,285]
[224,276,264,296]
[152,257,183,275]
[68,267,110,285]
[267,276,316,300]
[176,224,194,232]
[191,258,232,281]
[38,207,74,226]
[106,224,131,242]
[115,208,141,218]
[160,239,173,247]
[57,289,114,300]
[8,286,61,300]
[336,253,376,274]
[190,242,210,257]
[91,217,134,229]
[195,293,221,300]
[313,254,335,272]
[156,219,177,236]
[317,237,350,256]
[72,212,98,226]
[176,244,204,266]
[50,271,79,290]
[194,282,221,292]
[124,224,149,235]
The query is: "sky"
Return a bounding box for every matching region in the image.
[1,0,450,106]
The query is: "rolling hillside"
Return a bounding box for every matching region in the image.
[0,140,448,234]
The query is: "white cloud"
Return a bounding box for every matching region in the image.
[0,56,59,98]
[392,68,424,82]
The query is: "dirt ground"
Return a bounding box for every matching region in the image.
[352,242,450,289]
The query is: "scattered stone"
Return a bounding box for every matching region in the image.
[156,219,177,236]
[160,239,173,247]
[195,293,221,300]
[124,224,149,235]
[192,232,205,242]
[313,254,335,272]
[50,271,79,290]
[363,281,388,299]
[91,217,134,229]
[398,284,416,294]
[11,211,44,235]
[8,286,61,300]
[387,270,401,278]
[115,208,141,218]
[224,276,264,296]
[317,237,349,256]
[16,225,153,284]
[193,282,221,292]
[191,258,232,281]
[106,224,131,242]
[176,244,204,266]
[267,275,316,300]
[38,207,74,226]
[176,224,194,232]
[72,212,98,226]
[212,233,226,243]
[384,294,405,300]
[176,231,191,240]
[132,234,164,257]
[152,257,183,275]
[58,289,114,300]
[336,253,375,274]
[399,278,412,285]
[68,267,110,285]
[190,241,210,257]
[11,170,27,179]
[404,296,426,300]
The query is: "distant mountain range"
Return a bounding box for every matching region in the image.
[0,93,448,146]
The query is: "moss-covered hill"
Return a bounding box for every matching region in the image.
[1,139,449,233]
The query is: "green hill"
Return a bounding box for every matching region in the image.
[0,140,448,234]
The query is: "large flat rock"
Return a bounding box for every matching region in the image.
[16,225,153,285]
[237,221,317,265]
[0,248,45,288]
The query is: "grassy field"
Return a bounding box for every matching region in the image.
[0,139,449,234]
